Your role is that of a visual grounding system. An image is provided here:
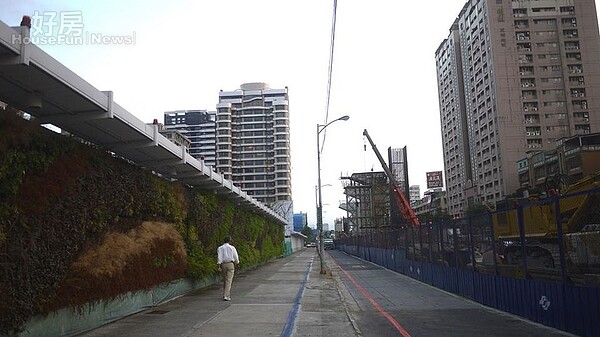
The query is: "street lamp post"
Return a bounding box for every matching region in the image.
[316,115,349,274]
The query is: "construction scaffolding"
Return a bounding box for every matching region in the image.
[340,171,390,234]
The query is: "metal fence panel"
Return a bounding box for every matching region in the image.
[422,263,433,285]
[473,272,497,308]
[495,277,527,317]
[374,247,384,266]
[456,268,475,299]
[430,264,446,289]
[394,248,406,274]
[565,285,600,337]
[525,279,564,331]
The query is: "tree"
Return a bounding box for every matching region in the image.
[429,209,453,223]
[301,225,313,242]
[465,203,490,216]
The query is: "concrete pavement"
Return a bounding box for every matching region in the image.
[79,249,357,337]
[80,249,576,337]
[327,250,576,337]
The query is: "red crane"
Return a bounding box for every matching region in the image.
[362,129,420,227]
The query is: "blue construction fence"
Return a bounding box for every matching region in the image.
[336,186,600,337]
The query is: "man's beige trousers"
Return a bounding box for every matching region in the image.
[222,262,235,299]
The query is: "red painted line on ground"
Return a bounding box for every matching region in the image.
[333,257,412,337]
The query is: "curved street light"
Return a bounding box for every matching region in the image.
[316,115,349,274]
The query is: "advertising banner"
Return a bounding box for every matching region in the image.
[426,171,443,189]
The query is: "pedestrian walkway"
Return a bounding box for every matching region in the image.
[80,249,576,337]
[79,249,357,337]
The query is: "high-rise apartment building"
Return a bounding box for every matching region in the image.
[389,146,410,224]
[436,0,600,216]
[163,110,217,167]
[389,146,410,197]
[409,185,421,205]
[216,82,293,225]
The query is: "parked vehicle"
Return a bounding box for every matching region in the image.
[323,238,334,250]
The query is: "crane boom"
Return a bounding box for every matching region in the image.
[363,129,420,226]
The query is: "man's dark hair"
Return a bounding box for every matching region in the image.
[224,236,231,243]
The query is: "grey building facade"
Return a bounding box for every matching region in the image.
[436,0,600,215]
[409,185,421,206]
[163,110,217,167]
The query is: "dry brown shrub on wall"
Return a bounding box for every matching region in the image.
[47,221,187,311]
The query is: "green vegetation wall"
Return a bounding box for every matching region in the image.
[0,111,284,334]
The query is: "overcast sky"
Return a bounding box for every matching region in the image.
[2,1,599,228]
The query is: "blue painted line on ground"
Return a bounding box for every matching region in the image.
[280,257,313,337]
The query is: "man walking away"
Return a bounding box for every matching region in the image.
[217,236,239,301]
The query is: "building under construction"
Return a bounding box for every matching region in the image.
[340,171,391,234]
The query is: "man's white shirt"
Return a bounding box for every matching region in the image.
[217,243,239,264]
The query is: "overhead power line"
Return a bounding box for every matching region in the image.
[320,0,338,153]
